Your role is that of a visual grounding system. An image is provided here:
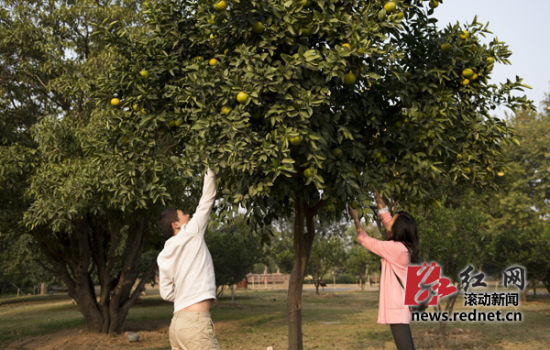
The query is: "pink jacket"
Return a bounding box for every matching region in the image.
[357,212,411,324]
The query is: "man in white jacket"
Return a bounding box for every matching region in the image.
[157,168,220,350]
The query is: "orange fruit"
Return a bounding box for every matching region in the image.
[236,91,249,104]
[462,68,474,78]
[110,98,120,106]
[384,1,396,13]
[214,0,227,11]
[290,136,302,146]
[252,21,265,33]
[343,71,356,85]
[440,43,451,51]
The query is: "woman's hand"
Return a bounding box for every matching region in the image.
[373,191,386,209]
[356,230,368,247]
[348,205,359,220]
[348,205,362,232]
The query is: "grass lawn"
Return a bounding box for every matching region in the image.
[1,288,549,349]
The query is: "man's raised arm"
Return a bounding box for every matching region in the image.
[187,168,216,236]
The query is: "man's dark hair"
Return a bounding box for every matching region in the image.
[158,208,179,238]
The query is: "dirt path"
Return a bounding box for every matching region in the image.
[6,327,169,350]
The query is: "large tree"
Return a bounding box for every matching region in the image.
[97,0,531,347]
[0,0,194,334]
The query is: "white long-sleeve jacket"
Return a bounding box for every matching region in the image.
[156,169,217,312]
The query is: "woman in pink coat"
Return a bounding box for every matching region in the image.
[348,193,418,350]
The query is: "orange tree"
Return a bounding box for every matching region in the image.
[97,0,531,347]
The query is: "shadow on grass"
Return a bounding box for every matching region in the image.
[526,294,550,302]
[0,293,71,307]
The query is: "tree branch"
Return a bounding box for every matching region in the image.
[25,72,71,111]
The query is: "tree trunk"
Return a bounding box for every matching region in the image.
[287,195,316,350]
[72,282,104,332]
[542,270,550,295]
[439,284,460,336]
[34,215,156,334]
[231,284,235,301]
[40,282,47,295]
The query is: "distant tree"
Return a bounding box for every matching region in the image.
[205,216,263,299]
[482,105,550,294]
[419,205,487,281]
[414,203,488,337]
[345,226,381,290]
[267,223,295,274]
[307,231,346,295]
[0,234,53,295]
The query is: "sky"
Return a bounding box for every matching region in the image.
[432,0,550,113]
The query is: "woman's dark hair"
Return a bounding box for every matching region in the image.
[390,211,420,263]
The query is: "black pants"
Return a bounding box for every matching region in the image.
[390,324,415,350]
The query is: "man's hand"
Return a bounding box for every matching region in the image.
[201,152,209,169]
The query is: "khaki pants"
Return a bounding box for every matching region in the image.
[169,311,220,350]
